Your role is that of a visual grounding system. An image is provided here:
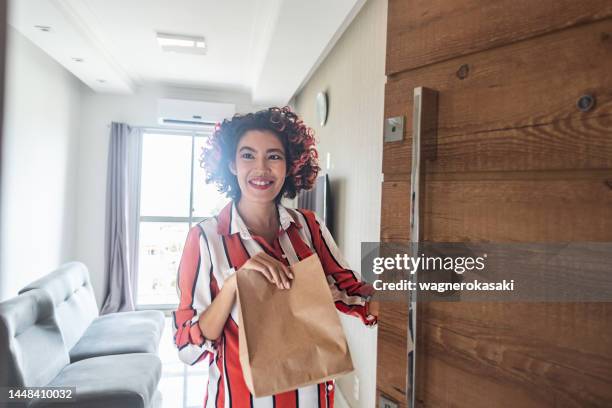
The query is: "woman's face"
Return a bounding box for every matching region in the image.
[231,130,287,204]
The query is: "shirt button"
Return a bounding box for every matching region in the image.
[327,384,333,391]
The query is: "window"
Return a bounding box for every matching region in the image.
[137,129,229,308]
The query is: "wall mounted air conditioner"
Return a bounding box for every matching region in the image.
[157,98,236,126]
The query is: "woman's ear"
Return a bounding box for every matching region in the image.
[229,161,237,175]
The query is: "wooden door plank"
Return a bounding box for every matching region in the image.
[387,0,612,74]
[418,305,612,406]
[376,302,410,406]
[381,176,612,242]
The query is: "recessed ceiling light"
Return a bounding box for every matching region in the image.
[156,32,206,55]
[34,25,51,32]
[72,57,84,63]
[97,79,106,83]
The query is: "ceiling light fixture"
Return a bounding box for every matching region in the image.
[97,79,106,83]
[156,32,206,55]
[72,57,84,63]
[34,25,51,32]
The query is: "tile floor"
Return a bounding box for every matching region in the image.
[159,316,208,408]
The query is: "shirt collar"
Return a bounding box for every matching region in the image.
[217,200,301,238]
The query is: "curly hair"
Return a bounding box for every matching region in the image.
[200,106,320,202]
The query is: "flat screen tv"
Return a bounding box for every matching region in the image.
[297,174,333,237]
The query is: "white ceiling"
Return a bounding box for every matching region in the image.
[8,0,365,105]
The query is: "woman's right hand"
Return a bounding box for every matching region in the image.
[239,252,294,289]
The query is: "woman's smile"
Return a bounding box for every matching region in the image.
[249,177,274,190]
[248,176,275,190]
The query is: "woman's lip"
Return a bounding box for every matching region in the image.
[248,179,274,190]
[248,177,274,183]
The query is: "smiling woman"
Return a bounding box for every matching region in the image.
[201,106,320,203]
[172,107,378,408]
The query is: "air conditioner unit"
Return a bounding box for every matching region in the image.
[157,98,236,126]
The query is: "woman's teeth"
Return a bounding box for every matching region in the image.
[250,180,272,186]
[249,179,274,189]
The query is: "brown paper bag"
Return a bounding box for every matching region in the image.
[236,253,354,397]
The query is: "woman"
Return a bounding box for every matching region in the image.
[172,107,378,408]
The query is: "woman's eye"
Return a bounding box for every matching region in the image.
[269,154,283,160]
[241,152,254,159]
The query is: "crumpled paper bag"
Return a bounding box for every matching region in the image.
[237,253,354,397]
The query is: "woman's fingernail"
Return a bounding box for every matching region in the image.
[288,273,294,279]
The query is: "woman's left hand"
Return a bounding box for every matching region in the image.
[238,251,294,289]
[369,300,380,318]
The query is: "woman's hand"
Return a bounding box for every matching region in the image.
[197,273,237,341]
[367,291,380,320]
[239,252,294,289]
[369,300,380,318]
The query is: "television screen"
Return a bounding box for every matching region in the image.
[297,174,333,236]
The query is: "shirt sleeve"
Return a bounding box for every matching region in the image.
[172,224,217,365]
[302,210,377,326]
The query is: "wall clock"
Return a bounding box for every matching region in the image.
[316,91,328,127]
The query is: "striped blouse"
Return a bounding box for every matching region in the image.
[172,201,377,408]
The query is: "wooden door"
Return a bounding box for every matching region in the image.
[377,1,612,407]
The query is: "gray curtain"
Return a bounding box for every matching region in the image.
[101,123,143,314]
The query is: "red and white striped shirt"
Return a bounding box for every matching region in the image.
[172,201,376,408]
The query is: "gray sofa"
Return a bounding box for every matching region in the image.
[0,262,166,407]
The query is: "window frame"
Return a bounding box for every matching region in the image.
[136,126,214,311]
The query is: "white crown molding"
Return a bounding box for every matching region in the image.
[8,0,134,94]
[290,0,366,101]
[247,0,283,91]
[53,0,137,89]
[251,0,364,106]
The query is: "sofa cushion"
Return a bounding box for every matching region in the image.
[0,290,69,388]
[30,353,162,408]
[69,310,165,362]
[19,262,99,351]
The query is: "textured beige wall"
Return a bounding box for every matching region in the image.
[293,1,387,406]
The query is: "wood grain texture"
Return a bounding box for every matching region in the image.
[380,2,612,406]
[380,175,612,406]
[376,301,410,407]
[417,302,612,407]
[377,181,411,406]
[386,0,612,74]
[380,175,612,242]
[380,180,411,241]
[384,18,612,175]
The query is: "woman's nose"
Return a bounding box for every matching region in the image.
[255,156,270,171]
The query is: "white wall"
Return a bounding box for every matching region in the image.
[0,27,83,300]
[293,0,387,406]
[75,84,263,307]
